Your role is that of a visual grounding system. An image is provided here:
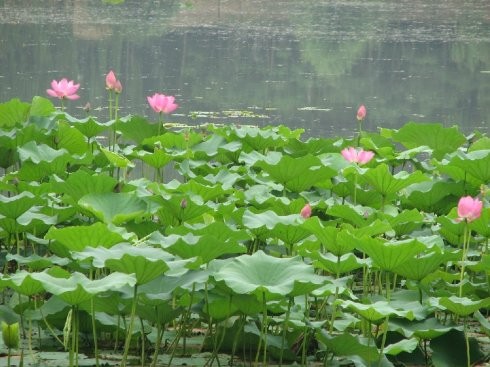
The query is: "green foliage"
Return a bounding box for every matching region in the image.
[0,97,488,366]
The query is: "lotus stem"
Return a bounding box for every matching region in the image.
[91,297,99,367]
[459,222,470,298]
[279,297,293,367]
[168,283,195,367]
[121,284,139,367]
[463,316,470,367]
[139,316,146,367]
[301,293,309,367]
[254,291,268,367]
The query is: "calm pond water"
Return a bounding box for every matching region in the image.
[0,0,489,137]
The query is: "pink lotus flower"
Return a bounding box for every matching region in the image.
[300,203,312,218]
[341,147,375,165]
[357,105,367,121]
[147,93,178,114]
[46,78,80,100]
[457,196,483,222]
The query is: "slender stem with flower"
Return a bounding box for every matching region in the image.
[356,104,366,147]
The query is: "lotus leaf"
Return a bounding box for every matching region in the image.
[78,192,149,225]
[213,250,325,300]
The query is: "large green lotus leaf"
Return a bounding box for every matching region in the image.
[431,329,484,367]
[469,207,490,237]
[445,149,490,184]
[467,254,490,275]
[302,218,356,256]
[271,221,313,247]
[393,251,457,281]
[355,237,426,272]
[6,253,69,271]
[142,130,202,151]
[18,141,68,164]
[133,149,174,169]
[315,330,379,362]
[359,163,429,198]
[29,96,55,117]
[78,192,149,225]
[312,252,364,276]
[66,116,109,139]
[384,338,419,356]
[474,310,490,336]
[55,121,88,155]
[239,150,282,167]
[116,115,159,144]
[402,180,461,213]
[3,270,46,296]
[284,136,338,157]
[242,209,300,230]
[230,125,290,152]
[213,250,325,300]
[31,271,136,305]
[0,98,30,129]
[391,122,466,160]
[164,179,231,202]
[151,194,212,226]
[72,243,173,285]
[140,269,208,302]
[389,317,462,339]
[0,192,43,219]
[380,209,424,237]
[100,147,134,168]
[350,219,392,239]
[133,302,181,326]
[196,169,243,190]
[166,221,251,244]
[202,292,239,320]
[325,204,371,228]
[341,300,415,322]
[191,134,228,157]
[254,154,336,192]
[158,232,247,264]
[45,222,127,256]
[435,296,490,317]
[436,215,465,246]
[56,170,117,204]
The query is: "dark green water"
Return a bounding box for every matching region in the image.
[1,0,489,137]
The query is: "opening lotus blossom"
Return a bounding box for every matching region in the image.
[341,147,375,165]
[46,78,80,100]
[457,196,483,222]
[147,93,178,114]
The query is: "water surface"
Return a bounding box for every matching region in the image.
[1,0,489,137]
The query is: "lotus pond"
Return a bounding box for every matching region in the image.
[0,89,489,367]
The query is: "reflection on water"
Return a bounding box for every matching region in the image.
[0,0,489,137]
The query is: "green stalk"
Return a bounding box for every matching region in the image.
[301,293,309,367]
[279,297,293,367]
[168,283,195,367]
[140,316,146,367]
[459,222,470,297]
[121,285,139,367]
[158,112,163,136]
[378,272,392,366]
[254,291,268,367]
[463,316,470,367]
